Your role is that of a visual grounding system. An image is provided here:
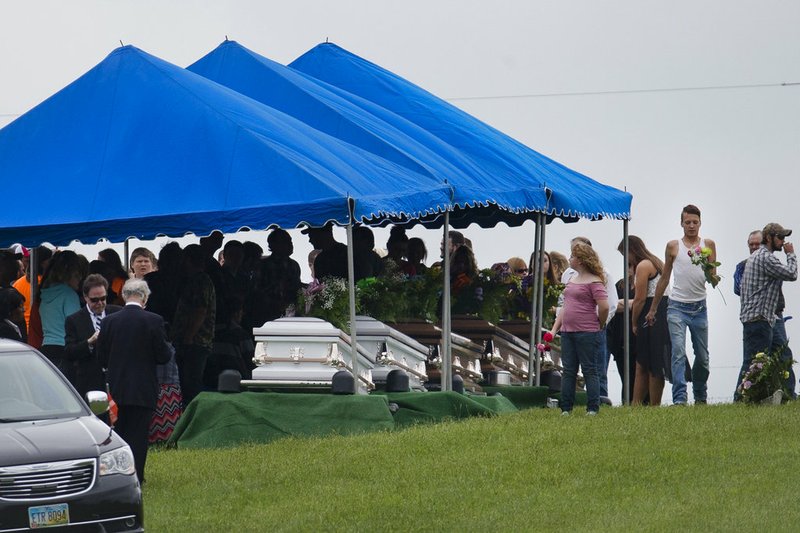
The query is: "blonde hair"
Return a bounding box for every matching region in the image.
[571,242,605,284]
[507,256,527,273]
[548,250,569,280]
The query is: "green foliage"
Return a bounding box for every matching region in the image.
[737,345,795,403]
[294,264,568,329]
[402,266,442,322]
[452,267,519,324]
[356,274,406,323]
[356,262,444,323]
[509,277,564,328]
[297,277,351,332]
[474,268,514,324]
[145,402,800,531]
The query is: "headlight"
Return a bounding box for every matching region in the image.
[99,445,136,476]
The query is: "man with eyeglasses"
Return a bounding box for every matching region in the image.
[65,274,122,399]
[733,230,764,296]
[738,223,797,400]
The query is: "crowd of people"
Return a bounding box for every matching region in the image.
[1,204,796,474]
[552,203,796,413]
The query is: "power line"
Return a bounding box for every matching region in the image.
[447,81,800,102]
[2,82,798,118]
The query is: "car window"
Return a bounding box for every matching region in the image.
[0,351,87,421]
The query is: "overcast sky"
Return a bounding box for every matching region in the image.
[2,0,798,403]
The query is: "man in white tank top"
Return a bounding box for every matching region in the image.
[645,205,718,405]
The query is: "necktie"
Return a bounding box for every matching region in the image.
[92,313,103,333]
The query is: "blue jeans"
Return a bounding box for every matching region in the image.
[667,299,709,403]
[736,319,772,400]
[596,329,610,397]
[560,331,602,412]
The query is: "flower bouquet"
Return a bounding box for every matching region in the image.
[297,277,351,332]
[736,346,795,404]
[688,245,721,287]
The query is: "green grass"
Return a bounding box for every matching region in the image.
[145,402,800,532]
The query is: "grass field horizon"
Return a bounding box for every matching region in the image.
[145,401,800,531]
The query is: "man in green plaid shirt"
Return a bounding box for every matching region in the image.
[738,223,796,399]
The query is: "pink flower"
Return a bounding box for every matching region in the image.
[543,331,554,342]
[536,343,546,352]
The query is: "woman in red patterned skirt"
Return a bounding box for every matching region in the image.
[149,349,182,444]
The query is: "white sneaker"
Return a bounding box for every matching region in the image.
[586,410,598,416]
[561,410,570,416]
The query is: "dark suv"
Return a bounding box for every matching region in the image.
[0,339,143,531]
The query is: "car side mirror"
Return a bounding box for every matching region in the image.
[85,390,109,416]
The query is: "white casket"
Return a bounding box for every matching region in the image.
[241,317,374,393]
[354,316,429,391]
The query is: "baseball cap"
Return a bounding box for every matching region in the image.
[11,244,29,259]
[762,223,792,239]
[300,222,333,235]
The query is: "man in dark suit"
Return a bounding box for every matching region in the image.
[97,278,172,483]
[65,274,122,399]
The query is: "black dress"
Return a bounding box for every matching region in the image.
[635,275,671,380]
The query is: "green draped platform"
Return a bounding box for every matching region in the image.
[480,386,588,409]
[480,386,550,409]
[165,386,596,449]
[168,392,393,449]
[383,391,517,428]
[168,391,518,449]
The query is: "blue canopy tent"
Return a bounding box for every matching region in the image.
[290,42,634,395]
[185,40,564,394]
[289,42,632,225]
[0,46,453,249]
[186,40,550,220]
[0,46,463,391]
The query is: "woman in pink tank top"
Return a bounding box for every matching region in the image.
[549,243,609,415]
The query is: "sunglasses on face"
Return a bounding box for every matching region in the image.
[88,296,107,303]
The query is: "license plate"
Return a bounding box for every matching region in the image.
[28,503,69,528]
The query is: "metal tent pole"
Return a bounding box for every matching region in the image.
[441,212,452,392]
[527,215,542,386]
[622,220,630,405]
[534,214,547,387]
[29,247,38,339]
[345,220,361,393]
[123,239,130,273]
